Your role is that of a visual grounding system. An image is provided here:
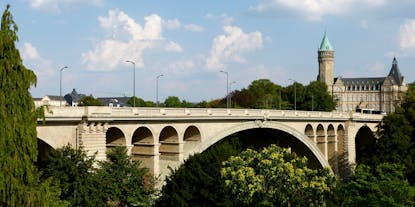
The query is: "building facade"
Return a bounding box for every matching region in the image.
[317,33,408,113]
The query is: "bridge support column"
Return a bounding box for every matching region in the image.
[77,122,107,161]
[131,143,160,176]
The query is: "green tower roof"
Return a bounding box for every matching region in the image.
[319,33,334,51]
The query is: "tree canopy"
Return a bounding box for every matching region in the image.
[221,145,335,206]
[331,163,415,207]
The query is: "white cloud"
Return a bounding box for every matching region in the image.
[184,24,204,32]
[82,10,182,71]
[165,41,183,52]
[28,0,104,13]
[164,18,181,30]
[251,0,384,21]
[399,19,415,50]
[21,43,54,77]
[206,26,263,70]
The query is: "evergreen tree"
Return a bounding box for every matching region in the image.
[0,4,63,206]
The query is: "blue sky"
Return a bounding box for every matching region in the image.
[2,0,415,102]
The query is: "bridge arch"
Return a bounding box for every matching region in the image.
[337,124,346,176]
[316,124,326,158]
[305,124,315,143]
[183,125,202,152]
[195,121,330,169]
[327,124,336,170]
[355,125,376,163]
[37,138,54,166]
[131,126,155,159]
[106,127,126,152]
[159,126,180,159]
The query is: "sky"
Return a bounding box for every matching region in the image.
[2,0,415,102]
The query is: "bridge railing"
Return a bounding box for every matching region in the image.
[42,106,384,121]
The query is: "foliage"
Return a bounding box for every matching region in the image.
[221,145,335,207]
[358,81,415,184]
[155,137,243,207]
[97,146,155,207]
[302,81,336,111]
[127,96,147,107]
[331,163,415,207]
[77,95,103,106]
[164,96,182,107]
[0,4,63,206]
[40,145,106,207]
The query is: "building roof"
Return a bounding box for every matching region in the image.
[341,77,385,86]
[319,32,334,51]
[388,57,404,86]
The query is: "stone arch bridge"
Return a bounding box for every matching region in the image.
[37,106,383,178]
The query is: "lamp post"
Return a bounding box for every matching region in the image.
[59,66,68,107]
[125,60,136,107]
[289,78,297,111]
[220,70,229,108]
[156,74,163,107]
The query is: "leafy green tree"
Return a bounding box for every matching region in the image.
[156,138,243,207]
[78,95,103,106]
[164,96,182,107]
[127,96,146,107]
[40,145,106,207]
[285,81,306,110]
[97,146,154,207]
[221,145,334,207]
[302,81,336,111]
[0,4,64,206]
[247,79,282,109]
[331,163,415,207]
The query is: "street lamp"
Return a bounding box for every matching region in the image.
[59,66,68,107]
[125,60,136,107]
[289,78,297,111]
[219,70,229,108]
[156,74,164,107]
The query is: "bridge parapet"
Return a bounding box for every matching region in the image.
[42,106,384,121]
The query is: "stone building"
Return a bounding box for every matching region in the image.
[317,33,408,113]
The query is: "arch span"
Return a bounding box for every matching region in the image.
[195,121,330,169]
[355,125,376,163]
[106,127,126,153]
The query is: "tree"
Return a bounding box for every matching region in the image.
[127,96,146,107]
[77,95,103,106]
[40,145,106,207]
[285,82,306,110]
[331,163,415,207]
[302,81,336,111]
[97,146,154,207]
[0,4,63,206]
[164,96,182,107]
[156,137,243,207]
[247,79,281,109]
[221,145,334,207]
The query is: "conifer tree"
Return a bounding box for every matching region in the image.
[0,5,62,206]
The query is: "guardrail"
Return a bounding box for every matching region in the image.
[41,106,384,122]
